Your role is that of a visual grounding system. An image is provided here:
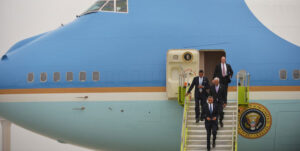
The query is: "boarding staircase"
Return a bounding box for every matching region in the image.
[183,100,238,151]
[179,70,251,151]
[179,80,239,151]
[180,95,238,151]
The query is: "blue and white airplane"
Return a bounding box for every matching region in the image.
[0,0,300,151]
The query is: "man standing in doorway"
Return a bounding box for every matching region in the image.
[186,70,210,123]
[213,56,233,103]
[203,96,219,151]
[210,77,226,127]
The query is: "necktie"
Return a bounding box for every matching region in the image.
[209,104,212,114]
[222,63,226,77]
[216,86,219,93]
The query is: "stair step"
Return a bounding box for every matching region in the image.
[187,110,237,115]
[187,115,237,121]
[188,108,237,112]
[188,130,234,135]
[187,125,235,131]
[186,144,232,150]
[187,150,231,151]
[188,101,237,105]
[187,120,236,125]
[187,140,232,145]
[188,134,233,138]
[188,105,237,109]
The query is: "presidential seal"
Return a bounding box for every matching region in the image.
[238,103,272,139]
[182,52,193,62]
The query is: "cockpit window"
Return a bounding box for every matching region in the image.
[102,1,114,11]
[81,0,128,16]
[85,1,107,13]
[116,0,128,12]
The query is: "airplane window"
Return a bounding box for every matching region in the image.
[93,72,100,81]
[279,70,287,80]
[40,72,47,82]
[116,0,128,12]
[81,0,128,15]
[293,70,300,80]
[53,72,60,82]
[27,73,34,83]
[102,1,114,11]
[80,72,86,82]
[85,0,107,13]
[66,72,73,82]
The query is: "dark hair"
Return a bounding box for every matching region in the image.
[199,70,204,73]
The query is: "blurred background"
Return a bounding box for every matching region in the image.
[0,0,300,151]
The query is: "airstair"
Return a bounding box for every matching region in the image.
[179,70,251,151]
[179,72,248,151]
[184,100,238,151]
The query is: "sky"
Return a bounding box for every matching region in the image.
[0,0,95,56]
[0,0,300,151]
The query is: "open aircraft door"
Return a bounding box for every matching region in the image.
[166,49,199,100]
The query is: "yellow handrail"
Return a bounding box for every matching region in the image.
[180,94,191,151]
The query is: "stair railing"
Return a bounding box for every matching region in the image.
[180,92,191,151]
[231,102,235,151]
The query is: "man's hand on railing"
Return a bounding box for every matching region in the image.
[185,92,190,96]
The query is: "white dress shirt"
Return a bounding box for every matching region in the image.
[209,103,213,113]
[215,84,220,93]
[199,76,203,85]
[199,76,203,92]
[221,63,227,76]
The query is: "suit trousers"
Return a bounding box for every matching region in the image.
[195,95,207,119]
[220,77,229,103]
[205,120,218,149]
[199,94,207,119]
[195,97,200,119]
[218,102,224,122]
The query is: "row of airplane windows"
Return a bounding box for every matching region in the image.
[27,72,100,83]
[279,69,300,80]
[26,69,299,83]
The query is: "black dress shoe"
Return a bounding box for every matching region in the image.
[220,121,224,127]
[207,148,211,151]
[213,141,216,148]
[196,118,200,123]
[200,117,204,121]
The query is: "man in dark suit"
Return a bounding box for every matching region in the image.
[186,70,210,123]
[210,77,226,127]
[213,56,233,103]
[203,96,219,151]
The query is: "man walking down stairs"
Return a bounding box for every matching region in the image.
[202,96,219,151]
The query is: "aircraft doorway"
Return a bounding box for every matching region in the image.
[199,49,226,81]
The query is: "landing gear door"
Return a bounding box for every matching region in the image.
[166,49,199,99]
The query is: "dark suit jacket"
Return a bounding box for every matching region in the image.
[210,84,226,104]
[187,76,210,99]
[203,103,219,123]
[213,63,233,84]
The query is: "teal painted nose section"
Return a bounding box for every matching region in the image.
[0,100,183,151]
